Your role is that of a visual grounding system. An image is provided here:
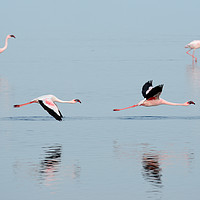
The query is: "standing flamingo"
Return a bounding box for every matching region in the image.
[185,40,200,62]
[113,80,195,111]
[14,95,81,121]
[0,34,16,53]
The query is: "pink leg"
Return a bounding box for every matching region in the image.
[14,100,37,108]
[113,104,138,111]
[192,49,197,62]
[186,49,193,58]
[186,49,197,62]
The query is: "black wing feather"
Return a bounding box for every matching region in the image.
[142,80,153,98]
[58,110,63,118]
[145,85,164,100]
[38,100,63,121]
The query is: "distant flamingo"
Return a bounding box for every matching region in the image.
[0,34,16,53]
[113,80,195,111]
[14,95,81,121]
[185,40,200,62]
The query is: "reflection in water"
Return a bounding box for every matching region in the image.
[187,63,200,93]
[142,152,162,186]
[39,145,62,186]
[12,144,81,193]
[39,144,81,188]
[142,151,163,199]
[0,77,11,117]
[0,77,10,94]
[113,141,194,199]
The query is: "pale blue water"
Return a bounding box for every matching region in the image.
[1,0,200,200]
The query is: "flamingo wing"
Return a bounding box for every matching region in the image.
[142,80,153,98]
[38,99,63,121]
[145,84,164,100]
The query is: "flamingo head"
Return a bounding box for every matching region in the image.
[74,99,81,103]
[187,101,195,105]
[9,35,16,38]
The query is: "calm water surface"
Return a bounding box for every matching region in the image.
[1,34,200,200]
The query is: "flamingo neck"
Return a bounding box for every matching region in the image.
[0,36,9,52]
[160,99,187,106]
[54,98,76,104]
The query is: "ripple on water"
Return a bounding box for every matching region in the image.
[1,115,200,121]
[119,116,200,120]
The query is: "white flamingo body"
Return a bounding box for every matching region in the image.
[0,34,16,53]
[185,40,200,62]
[113,80,195,111]
[14,94,81,121]
[139,98,191,107]
[185,40,200,49]
[34,95,63,119]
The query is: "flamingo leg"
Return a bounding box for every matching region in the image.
[14,100,37,108]
[113,104,138,111]
[193,49,197,62]
[186,49,193,58]
[186,49,197,62]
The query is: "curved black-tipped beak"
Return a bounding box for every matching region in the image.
[188,101,195,105]
[10,35,16,38]
[75,99,81,103]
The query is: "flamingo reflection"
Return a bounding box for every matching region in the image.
[12,144,81,190]
[39,145,62,185]
[39,145,81,187]
[142,151,163,199]
[113,140,194,198]
[0,77,11,116]
[187,63,200,94]
[142,152,162,186]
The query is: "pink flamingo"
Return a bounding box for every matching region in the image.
[185,40,200,62]
[113,80,195,111]
[0,34,16,53]
[14,95,81,121]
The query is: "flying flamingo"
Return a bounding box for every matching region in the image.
[0,34,16,53]
[185,40,200,62]
[14,95,81,121]
[113,80,195,111]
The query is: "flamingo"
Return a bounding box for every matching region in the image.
[185,40,200,62]
[14,95,81,121]
[0,34,16,53]
[113,80,195,111]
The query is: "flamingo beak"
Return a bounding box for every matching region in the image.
[10,35,16,38]
[75,99,81,103]
[187,101,195,105]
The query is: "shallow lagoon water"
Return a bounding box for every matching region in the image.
[0,112,199,200]
[1,34,200,200]
[1,0,200,199]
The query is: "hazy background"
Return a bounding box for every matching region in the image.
[1,1,200,200]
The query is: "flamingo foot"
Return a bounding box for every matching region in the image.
[14,105,20,108]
